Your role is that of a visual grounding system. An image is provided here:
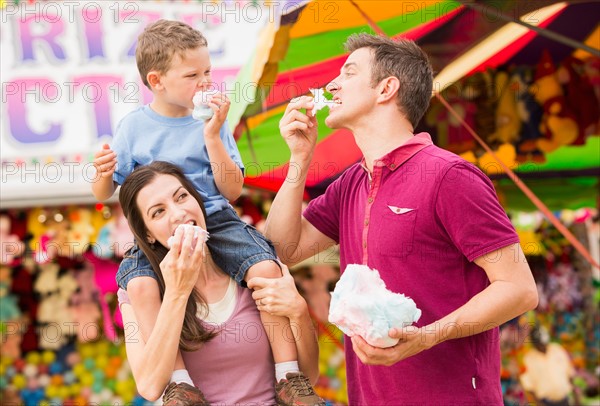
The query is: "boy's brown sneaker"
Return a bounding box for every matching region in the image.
[162,382,210,406]
[275,372,326,406]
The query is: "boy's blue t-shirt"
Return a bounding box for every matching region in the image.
[112,105,244,216]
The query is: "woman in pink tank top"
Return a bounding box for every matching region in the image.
[116,162,319,405]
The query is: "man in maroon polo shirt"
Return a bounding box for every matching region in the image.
[261,33,539,405]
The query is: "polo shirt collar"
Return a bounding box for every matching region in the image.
[360,132,433,173]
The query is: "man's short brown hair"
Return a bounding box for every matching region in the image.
[345,33,433,129]
[136,19,208,89]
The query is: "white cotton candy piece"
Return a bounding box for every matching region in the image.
[166,224,210,248]
[328,264,421,348]
[309,88,335,115]
[192,89,219,121]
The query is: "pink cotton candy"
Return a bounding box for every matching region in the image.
[328,264,421,348]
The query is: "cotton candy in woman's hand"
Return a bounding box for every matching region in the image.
[166,224,210,249]
[192,89,219,121]
[328,264,421,348]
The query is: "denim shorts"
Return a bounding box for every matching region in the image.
[205,206,279,286]
[116,243,156,290]
[115,206,278,289]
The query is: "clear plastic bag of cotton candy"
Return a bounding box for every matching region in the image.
[192,89,219,121]
[166,224,210,249]
[328,264,421,348]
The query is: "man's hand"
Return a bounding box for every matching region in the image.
[279,96,318,163]
[93,144,117,180]
[351,326,436,366]
[204,92,231,139]
[247,263,307,320]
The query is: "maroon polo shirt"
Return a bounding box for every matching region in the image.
[304,133,518,405]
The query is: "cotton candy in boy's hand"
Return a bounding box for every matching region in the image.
[329,264,421,348]
[192,89,219,121]
[166,224,210,249]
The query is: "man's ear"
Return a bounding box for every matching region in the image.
[147,71,162,90]
[377,76,400,104]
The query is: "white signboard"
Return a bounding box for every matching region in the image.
[1,0,279,207]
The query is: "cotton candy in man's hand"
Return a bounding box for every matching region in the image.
[329,264,421,348]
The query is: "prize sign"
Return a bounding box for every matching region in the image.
[1,0,280,207]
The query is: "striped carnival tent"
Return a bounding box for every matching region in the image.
[230,0,599,201]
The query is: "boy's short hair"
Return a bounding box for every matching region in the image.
[344,33,433,129]
[136,19,208,89]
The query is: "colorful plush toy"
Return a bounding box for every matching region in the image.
[83,251,121,341]
[33,214,69,264]
[69,262,103,342]
[476,143,517,176]
[0,215,24,265]
[93,221,114,259]
[425,85,476,154]
[462,70,498,154]
[531,50,579,152]
[490,70,522,146]
[455,69,522,173]
[546,262,581,312]
[110,205,134,258]
[582,56,600,104]
[0,267,23,353]
[67,208,96,257]
[512,211,546,257]
[34,263,78,349]
[510,66,546,163]
[9,262,38,353]
[557,56,600,144]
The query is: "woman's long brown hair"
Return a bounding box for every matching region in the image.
[119,161,215,351]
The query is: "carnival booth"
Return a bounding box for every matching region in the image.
[1,1,599,405]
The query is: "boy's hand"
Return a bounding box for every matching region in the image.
[93,144,117,180]
[204,92,231,139]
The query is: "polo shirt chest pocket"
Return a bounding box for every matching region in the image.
[376,205,417,258]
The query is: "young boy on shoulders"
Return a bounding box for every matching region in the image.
[92,19,322,406]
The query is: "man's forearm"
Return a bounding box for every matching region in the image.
[264,157,311,262]
[426,279,538,347]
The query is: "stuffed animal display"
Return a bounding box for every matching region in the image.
[424,51,599,170]
[531,50,580,153]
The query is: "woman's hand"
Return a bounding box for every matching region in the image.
[247,263,307,321]
[159,226,205,297]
